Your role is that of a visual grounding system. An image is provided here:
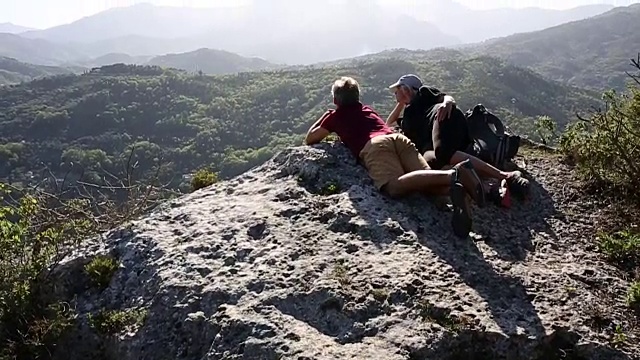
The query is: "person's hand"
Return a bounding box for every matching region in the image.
[435,101,453,122]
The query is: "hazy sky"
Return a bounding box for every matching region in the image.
[1,0,638,29]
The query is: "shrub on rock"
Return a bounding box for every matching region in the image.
[190,169,219,191]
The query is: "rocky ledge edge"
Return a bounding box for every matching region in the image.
[50,143,638,360]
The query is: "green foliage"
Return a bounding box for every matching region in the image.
[0,156,164,358]
[330,260,350,286]
[84,256,119,290]
[627,282,640,309]
[88,308,147,336]
[534,115,558,145]
[370,288,389,302]
[190,168,218,191]
[62,147,111,170]
[320,182,340,195]
[0,185,97,358]
[0,142,25,172]
[597,230,640,268]
[560,58,640,194]
[613,324,627,345]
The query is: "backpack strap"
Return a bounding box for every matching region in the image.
[484,112,505,137]
[471,104,486,115]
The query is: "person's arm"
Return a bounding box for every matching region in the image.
[434,93,456,123]
[304,110,333,145]
[386,102,405,126]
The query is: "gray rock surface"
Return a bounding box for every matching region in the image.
[53,143,639,359]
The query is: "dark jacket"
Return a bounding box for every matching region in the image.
[400,86,445,153]
[400,86,471,159]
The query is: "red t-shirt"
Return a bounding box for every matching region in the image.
[320,102,394,158]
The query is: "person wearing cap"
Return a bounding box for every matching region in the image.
[305,76,486,238]
[386,74,530,202]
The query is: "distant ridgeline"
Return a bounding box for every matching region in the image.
[0,58,600,196]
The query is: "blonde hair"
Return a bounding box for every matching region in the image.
[331,76,360,106]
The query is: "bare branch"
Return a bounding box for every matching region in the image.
[98,162,123,185]
[625,53,640,86]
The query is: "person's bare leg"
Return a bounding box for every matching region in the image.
[425,186,450,196]
[449,151,530,201]
[384,169,453,198]
[448,151,509,180]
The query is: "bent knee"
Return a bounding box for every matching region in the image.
[433,145,455,165]
[382,181,405,199]
[427,150,449,170]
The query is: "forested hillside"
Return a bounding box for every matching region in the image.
[469,4,640,91]
[0,56,600,194]
[146,48,280,74]
[0,56,75,85]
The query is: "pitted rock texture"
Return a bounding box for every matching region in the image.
[53,143,639,360]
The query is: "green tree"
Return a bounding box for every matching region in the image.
[534,115,557,145]
[560,55,640,193]
[0,186,95,358]
[0,160,168,358]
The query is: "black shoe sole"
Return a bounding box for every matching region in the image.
[450,182,472,238]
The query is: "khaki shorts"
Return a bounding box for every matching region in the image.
[359,133,429,191]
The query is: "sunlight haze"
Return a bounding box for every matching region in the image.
[2,0,639,29]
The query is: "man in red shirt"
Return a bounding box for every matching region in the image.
[304,76,486,238]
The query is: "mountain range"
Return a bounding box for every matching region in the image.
[146,48,281,74]
[0,48,281,85]
[397,1,615,43]
[0,22,34,34]
[469,3,640,91]
[0,1,623,67]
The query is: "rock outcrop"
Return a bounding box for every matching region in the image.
[53,142,639,359]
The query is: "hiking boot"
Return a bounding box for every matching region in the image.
[506,171,530,200]
[452,159,486,208]
[450,182,472,238]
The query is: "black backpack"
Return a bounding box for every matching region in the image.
[464,104,520,170]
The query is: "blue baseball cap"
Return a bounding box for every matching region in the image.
[388,74,423,90]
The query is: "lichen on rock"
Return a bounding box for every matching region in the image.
[51,142,638,359]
